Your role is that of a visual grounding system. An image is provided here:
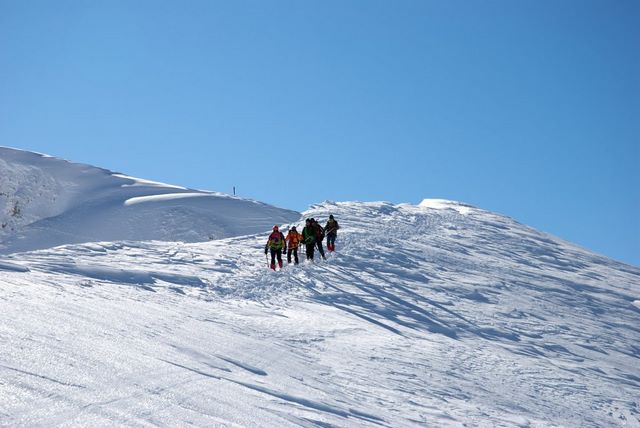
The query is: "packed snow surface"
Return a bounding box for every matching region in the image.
[1,149,639,426]
[2,201,639,426]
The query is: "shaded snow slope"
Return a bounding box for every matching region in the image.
[0,147,299,254]
[1,201,639,427]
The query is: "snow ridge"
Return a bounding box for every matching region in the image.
[0,147,299,254]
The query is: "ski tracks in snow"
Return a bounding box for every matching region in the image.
[1,201,639,426]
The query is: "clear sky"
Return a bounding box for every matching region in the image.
[1,0,638,266]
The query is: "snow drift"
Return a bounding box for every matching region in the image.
[1,149,639,427]
[0,147,299,254]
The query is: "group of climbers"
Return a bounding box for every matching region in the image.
[264,215,340,270]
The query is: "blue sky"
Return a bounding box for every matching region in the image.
[1,0,638,266]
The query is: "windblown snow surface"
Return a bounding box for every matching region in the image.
[1,153,640,427]
[0,147,299,253]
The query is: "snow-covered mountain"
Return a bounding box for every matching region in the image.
[0,147,299,254]
[1,150,639,427]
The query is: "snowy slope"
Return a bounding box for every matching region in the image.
[0,147,299,254]
[1,198,639,427]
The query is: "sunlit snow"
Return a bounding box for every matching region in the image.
[111,173,188,189]
[124,193,226,206]
[1,148,639,427]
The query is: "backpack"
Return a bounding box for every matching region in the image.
[268,231,285,249]
[325,219,339,235]
[314,223,325,241]
[286,231,301,248]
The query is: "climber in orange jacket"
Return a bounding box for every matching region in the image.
[285,226,303,265]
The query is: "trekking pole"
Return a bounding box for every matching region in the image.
[265,252,269,268]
